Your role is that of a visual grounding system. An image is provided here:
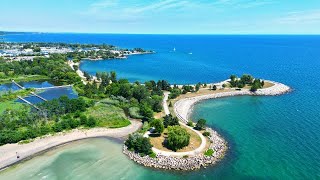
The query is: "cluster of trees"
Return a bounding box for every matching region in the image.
[125,133,153,156]
[0,54,81,84]
[250,79,265,92]
[229,74,265,91]
[146,115,190,151]
[169,87,182,99]
[67,50,119,61]
[37,96,92,119]
[76,72,164,121]
[166,126,190,151]
[163,114,179,128]
[0,96,95,145]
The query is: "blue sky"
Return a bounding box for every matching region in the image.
[1,0,320,34]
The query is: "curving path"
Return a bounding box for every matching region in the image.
[147,92,207,157]
[0,120,142,171]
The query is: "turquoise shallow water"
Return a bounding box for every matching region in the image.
[1,34,320,179]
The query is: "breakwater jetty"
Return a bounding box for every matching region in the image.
[123,80,291,171]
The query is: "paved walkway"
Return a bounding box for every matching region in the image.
[146,92,207,157]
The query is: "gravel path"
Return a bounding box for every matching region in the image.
[147,92,207,157]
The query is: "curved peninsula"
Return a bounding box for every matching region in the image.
[123,80,291,171]
[175,80,291,124]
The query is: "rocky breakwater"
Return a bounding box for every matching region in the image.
[123,142,226,171]
[174,80,291,123]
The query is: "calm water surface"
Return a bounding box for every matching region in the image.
[0,81,78,104]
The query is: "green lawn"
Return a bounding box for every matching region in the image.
[0,101,28,113]
[86,103,131,128]
[0,75,49,84]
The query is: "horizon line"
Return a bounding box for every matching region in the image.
[1,30,320,36]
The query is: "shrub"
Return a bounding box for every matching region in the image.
[166,126,190,151]
[128,107,143,119]
[195,119,206,130]
[125,133,153,155]
[204,149,214,156]
[212,85,217,90]
[202,131,210,137]
[187,121,194,127]
[86,116,97,127]
[150,119,164,134]
[163,114,179,128]
[149,152,157,158]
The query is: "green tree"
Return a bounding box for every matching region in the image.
[150,119,164,134]
[166,126,190,151]
[195,119,206,130]
[212,85,217,90]
[163,114,179,128]
[125,133,153,155]
[86,117,97,127]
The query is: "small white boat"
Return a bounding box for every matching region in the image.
[173,47,176,52]
[189,52,193,55]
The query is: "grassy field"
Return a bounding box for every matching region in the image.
[0,75,49,84]
[149,125,202,152]
[0,89,34,102]
[0,100,28,113]
[86,103,131,128]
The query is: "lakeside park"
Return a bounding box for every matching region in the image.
[0,42,291,171]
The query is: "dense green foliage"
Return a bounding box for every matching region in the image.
[0,96,95,145]
[0,89,34,102]
[250,79,265,92]
[204,149,214,156]
[202,131,211,137]
[195,119,206,130]
[125,133,153,156]
[187,120,194,127]
[163,114,179,128]
[166,126,190,151]
[182,85,195,94]
[169,87,182,99]
[0,54,81,84]
[229,74,264,91]
[76,72,164,121]
[150,119,164,134]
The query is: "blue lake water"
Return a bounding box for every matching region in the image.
[1,33,320,179]
[0,81,53,92]
[0,81,77,104]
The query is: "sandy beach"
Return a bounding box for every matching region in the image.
[0,120,142,171]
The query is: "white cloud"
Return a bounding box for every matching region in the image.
[212,0,276,8]
[276,10,320,24]
[88,0,118,13]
